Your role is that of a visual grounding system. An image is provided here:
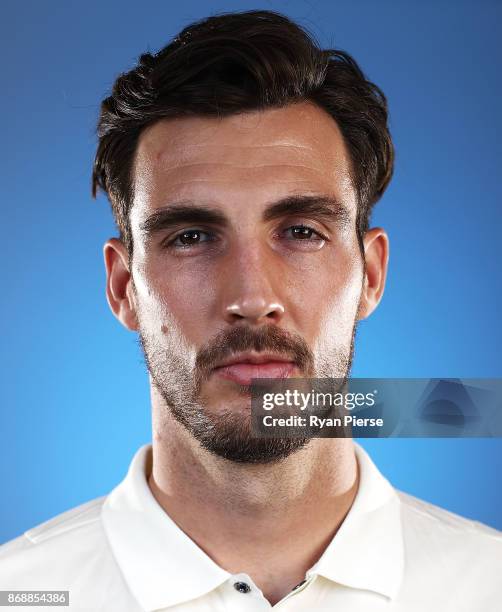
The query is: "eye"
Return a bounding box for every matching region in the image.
[284,225,325,241]
[171,229,213,248]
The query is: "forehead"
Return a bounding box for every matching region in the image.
[132,101,356,215]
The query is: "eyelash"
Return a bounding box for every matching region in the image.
[280,225,327,241]
[164,224,328,250]
[167,229,215,249]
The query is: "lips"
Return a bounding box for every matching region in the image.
[212,356,297,386]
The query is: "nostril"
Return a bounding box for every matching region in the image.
[225,300,285,323]
[267,303,285,318]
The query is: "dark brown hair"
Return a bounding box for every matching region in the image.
[92,9,394,256]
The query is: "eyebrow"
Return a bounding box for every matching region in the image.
[139,205,227,235]
[262,195,352,227]
[139,195,352,236]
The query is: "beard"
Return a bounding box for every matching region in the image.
[138,320,357,464]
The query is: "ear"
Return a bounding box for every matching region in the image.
[357,227,389,321]
[103,238,139,331]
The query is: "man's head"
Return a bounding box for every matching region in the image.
[95,10,392,463]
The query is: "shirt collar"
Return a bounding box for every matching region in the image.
[101,444,230,611]
[102,442,404,610]
[309,443,405,600]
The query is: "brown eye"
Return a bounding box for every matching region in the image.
[173,229,212,247]
[286,225,323,240]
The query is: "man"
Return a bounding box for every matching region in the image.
[1,9,501,612]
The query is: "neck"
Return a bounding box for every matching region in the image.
[148,392,359,606]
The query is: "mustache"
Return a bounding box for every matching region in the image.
[195,325,315,382]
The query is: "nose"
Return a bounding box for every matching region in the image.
[226,298,285,323]
[221,246,286,325]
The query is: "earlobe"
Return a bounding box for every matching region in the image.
[357,228,389,321]
[103,238,139,331]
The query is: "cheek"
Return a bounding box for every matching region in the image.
[288,247,363,343]
[133,259,215,344]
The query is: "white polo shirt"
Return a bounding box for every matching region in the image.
[1,443,501,611]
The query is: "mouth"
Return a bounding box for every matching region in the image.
[212,353,298,386]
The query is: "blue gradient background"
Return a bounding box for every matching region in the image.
[1,0,501,544]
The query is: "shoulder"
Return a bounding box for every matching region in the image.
[0,496,141,611]
[397,490,502,603]
[0,496,111,589]
[398,489,502,545]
